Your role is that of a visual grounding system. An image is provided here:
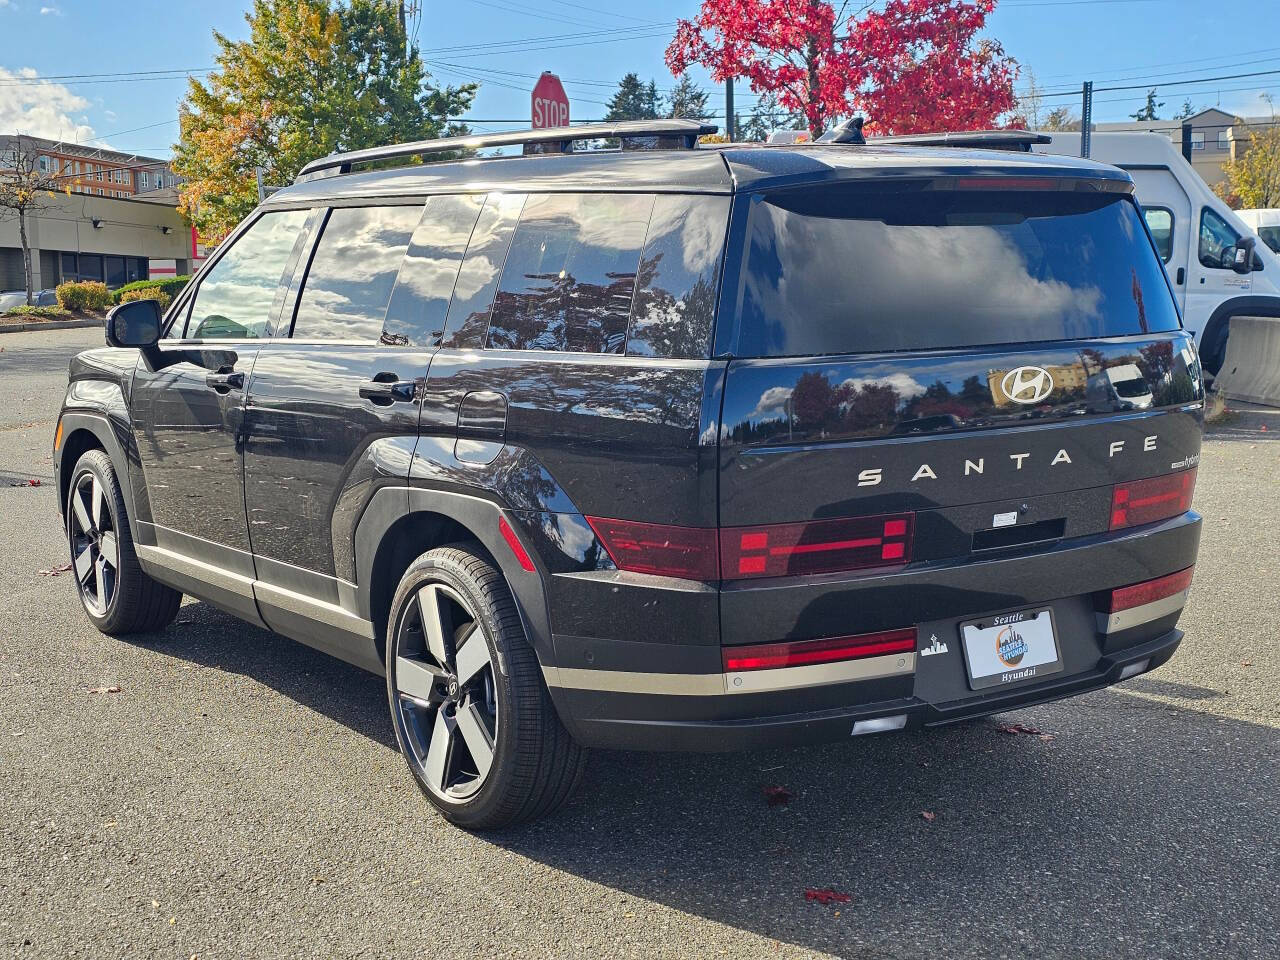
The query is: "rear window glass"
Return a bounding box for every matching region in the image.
[736,186,1180,357]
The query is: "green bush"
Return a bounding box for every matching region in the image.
[56,281,113,312]
[119,287,172,310]
[112,275,191,305]
[1,305,71,319]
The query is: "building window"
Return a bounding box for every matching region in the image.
[139,171,149,188]
[1191,131,1205,151]
[38,156,50,172]
[1218,130,1229,149]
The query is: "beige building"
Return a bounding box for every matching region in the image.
[0,191,192,292]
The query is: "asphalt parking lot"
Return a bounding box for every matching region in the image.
[1,326,1276,959]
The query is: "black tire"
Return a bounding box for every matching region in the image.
[386,542,586,830]
[66,449,182,636]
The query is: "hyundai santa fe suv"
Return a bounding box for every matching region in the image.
[54,120,1203,829]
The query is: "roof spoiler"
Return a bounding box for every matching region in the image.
[295,119,720,181]
[865,130,1053,152]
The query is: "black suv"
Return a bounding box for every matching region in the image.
[55,120,1203,829]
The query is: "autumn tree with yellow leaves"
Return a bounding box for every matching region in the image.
[174,0,476,241]
[1217,124,1280,210]
[0,135,71,305]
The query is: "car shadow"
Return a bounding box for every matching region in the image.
[127,599,1277,959]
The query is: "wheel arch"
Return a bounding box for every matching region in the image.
[1199,295,1280,374]
[56,412,139,538]
[354,487,554,671]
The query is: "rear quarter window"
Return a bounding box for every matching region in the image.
[735,185,1180,358]
[486,192,653,354]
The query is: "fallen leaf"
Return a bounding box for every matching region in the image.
[805,888,851,905]
[1038,734,1056,742]
[763,785,793,807]
[28,478,41,487]
[168,917,176,925]
[152,900,160,908]
[921,810,937,822]
[1242,661,1253,667]
[1261,425,1268,432]
[88,686,121,695]
[38,562,73,577]
[997,723,1049,737]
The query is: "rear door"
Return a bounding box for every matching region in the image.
[716,181,1203,649]
[241,200,457,660]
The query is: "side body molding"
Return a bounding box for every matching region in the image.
[353,486,557,672]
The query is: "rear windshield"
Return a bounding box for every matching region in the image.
[736,185,1180,357]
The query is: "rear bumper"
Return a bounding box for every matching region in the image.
[556,628,1181,751]
[541,511,1200,751]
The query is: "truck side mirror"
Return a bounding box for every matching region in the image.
[105,298,162,349]
[1232,236,1256,275]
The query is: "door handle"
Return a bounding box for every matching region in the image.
[1176,267,1185,285]
[205,370,245,392]
[359,372,417,405]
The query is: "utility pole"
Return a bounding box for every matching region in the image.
[1080,81,1093,158]
[725,77,735,141]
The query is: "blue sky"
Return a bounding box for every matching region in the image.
[2,0,1279,159]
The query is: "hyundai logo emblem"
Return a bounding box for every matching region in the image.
[1000,366,1054,404]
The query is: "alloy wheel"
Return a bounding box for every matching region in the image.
[68,470,119,618]
[392,582,499,802]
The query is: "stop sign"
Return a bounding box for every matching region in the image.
[531,71,569,129]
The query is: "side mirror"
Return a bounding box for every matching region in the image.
[1233,236,1256,275]
[105,299,161,349]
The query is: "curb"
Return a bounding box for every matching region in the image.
[0,319,103,335]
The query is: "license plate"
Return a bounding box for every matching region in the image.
[959,608,1063,690]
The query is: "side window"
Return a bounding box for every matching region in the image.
[290,205,421,341]
[182,209,309,339]
[486,192,653,354]
[1199,208,1240,270]
[382,194,483,347]
[627,194,730,359]
[441,192,525,349]
[1142,207,1174,263]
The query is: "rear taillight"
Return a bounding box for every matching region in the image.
[585,517,719,581]
[1110,468,1196,530]
[586,512,914,582]
[719,513,914,579]
[1101,566,1194,613]
[723,628,917,672]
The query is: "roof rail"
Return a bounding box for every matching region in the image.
[865,130,1053,153]
[295,119,720,181]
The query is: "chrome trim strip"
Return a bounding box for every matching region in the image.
[254,581,376,639]
[136,544,255,598]
[1096,590,1187,635]
[544,651,913,697]
[136,544,376,639]
[725,651,914,694]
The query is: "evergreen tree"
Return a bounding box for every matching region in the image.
[665,73,710,119]
[1130,88,1165,122]
[741,91,803,141]
[605,73,661,121]
[1173,98,1197,121]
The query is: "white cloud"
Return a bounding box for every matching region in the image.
[0,67,98,143]
[40,6,63,15]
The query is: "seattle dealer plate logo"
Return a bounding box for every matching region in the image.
[996,625,1029,667]
[920,634,949,657]
[1000,366,1054,405]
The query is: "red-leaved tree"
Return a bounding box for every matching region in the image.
[666,0,1018,138]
